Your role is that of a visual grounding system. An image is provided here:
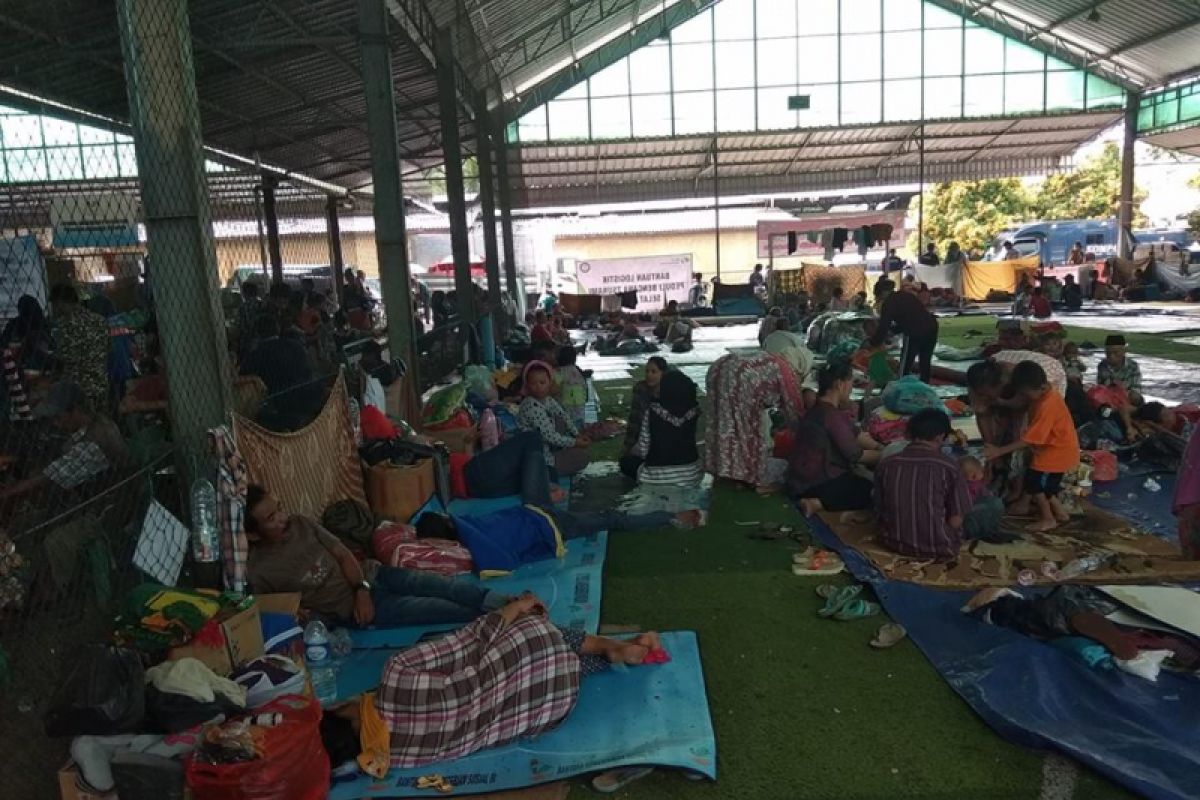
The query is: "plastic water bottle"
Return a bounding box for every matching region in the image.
[189,478,219,563]
[348,398,363,447]
[1059,553,1111,580]
[480,408,500,451]
[304,621,337,705]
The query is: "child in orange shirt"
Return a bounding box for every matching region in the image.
[983,361,1080,532]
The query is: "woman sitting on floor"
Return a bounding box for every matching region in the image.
[619,356,667,478]
[788,361,883,515]
[517,360,591,478]
[365,594,662,767]
[629,368,702,488]
[704,331,812,494]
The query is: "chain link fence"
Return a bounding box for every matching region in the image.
[0,49,396,800]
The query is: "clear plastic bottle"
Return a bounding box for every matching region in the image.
[348,398,363,447]
[303,620,337,705]
[1059,553,1111,580]
[479,408,500,451]
[329,627,352,661]
[189,478,219,563]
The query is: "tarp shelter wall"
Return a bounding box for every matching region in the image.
[961,255,1040,301]
[913,261,965,295]
[557,292,602,317]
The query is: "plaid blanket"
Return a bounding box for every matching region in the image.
[376,612,580,767]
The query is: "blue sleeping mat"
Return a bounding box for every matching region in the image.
[805,512,1200,800]
[349,531,607,650]
[329,631,716,798]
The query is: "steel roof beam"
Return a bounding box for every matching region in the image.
[923,0,1148,89]
[1101,17,1200,59]
[503,0,708,121]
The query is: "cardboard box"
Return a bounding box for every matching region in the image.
[59,761,116,800]
[256,592,302,616]
[167,601,263,676]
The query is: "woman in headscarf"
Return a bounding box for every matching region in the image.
[517,360,591,477]
[629,369,702,488]
[1,294,53,370]
[619,356,667,478]
[704,330,812,493]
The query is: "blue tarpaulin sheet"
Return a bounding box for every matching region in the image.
[349,532,607,650]
[329,631,716,798]
[806,512,1200,800]
[1091,473,1178,541]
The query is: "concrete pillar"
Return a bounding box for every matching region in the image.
[495,119,521,319]
[436,28,477,360]
[475,99,502,314]
[326,195,345,307]
[262,175,283,283]
[116,0,232,479]
[358,0,420,418]
[1117,90,1140,260]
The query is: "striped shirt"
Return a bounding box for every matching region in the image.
[873,443,972,561]
[377,612,580,767]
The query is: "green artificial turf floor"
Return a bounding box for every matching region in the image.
[579,372,1134,800]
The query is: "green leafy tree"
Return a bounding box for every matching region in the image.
[908,178,1031,256]
[1031,142,1148,227]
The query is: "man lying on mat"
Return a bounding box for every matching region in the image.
[246,485,506,627]
[415,504,704,574]
[329,593,663,769]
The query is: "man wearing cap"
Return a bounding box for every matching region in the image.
[0,381,129,506]
[1096,335,1144,406]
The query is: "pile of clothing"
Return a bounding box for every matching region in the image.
[805,312,874,355]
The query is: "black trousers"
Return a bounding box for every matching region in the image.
[797,472,874,512]
[899,318,939,384]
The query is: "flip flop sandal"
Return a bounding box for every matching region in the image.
[791,549,844,576]
[815,583,840,599]
[592,766,654,793]
[818,584,862,617]
[834,598,881,621]
[870,623,907,648]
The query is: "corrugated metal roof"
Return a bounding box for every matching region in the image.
[509,109,1123,206]
[931,0,1200,89]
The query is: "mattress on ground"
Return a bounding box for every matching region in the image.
[805,513,1200,800]
[329,631,716,798]
[349,532,608,650]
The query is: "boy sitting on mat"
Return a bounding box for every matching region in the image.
[246,485,507,627]
[874,409,973,561]
[415,504,704,575]
[983,362,1081,532]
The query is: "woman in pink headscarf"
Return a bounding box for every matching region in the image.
[517,360,591,477]
[1173,431,1200,559]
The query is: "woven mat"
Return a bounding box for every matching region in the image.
[819,504,1200,589]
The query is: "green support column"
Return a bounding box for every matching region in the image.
[435,27,478,359]
[495,119,521,319]
[116,0,232,479]
[475,95,502,349]
[262,175,283,283]
[1117,90,1140,260]
[326,195,345,308]
[358,0,420,416]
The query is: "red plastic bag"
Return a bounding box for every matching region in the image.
[186,695,328,800]
[772,429,794,459]
[449,452,471,498]
[1086,384,1129,411]
[1085,450,1119,482]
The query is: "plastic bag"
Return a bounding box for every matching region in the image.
[882,375,947,415]
[421,383,467,426]
[186,695,328,800]
[44,644,145,737]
